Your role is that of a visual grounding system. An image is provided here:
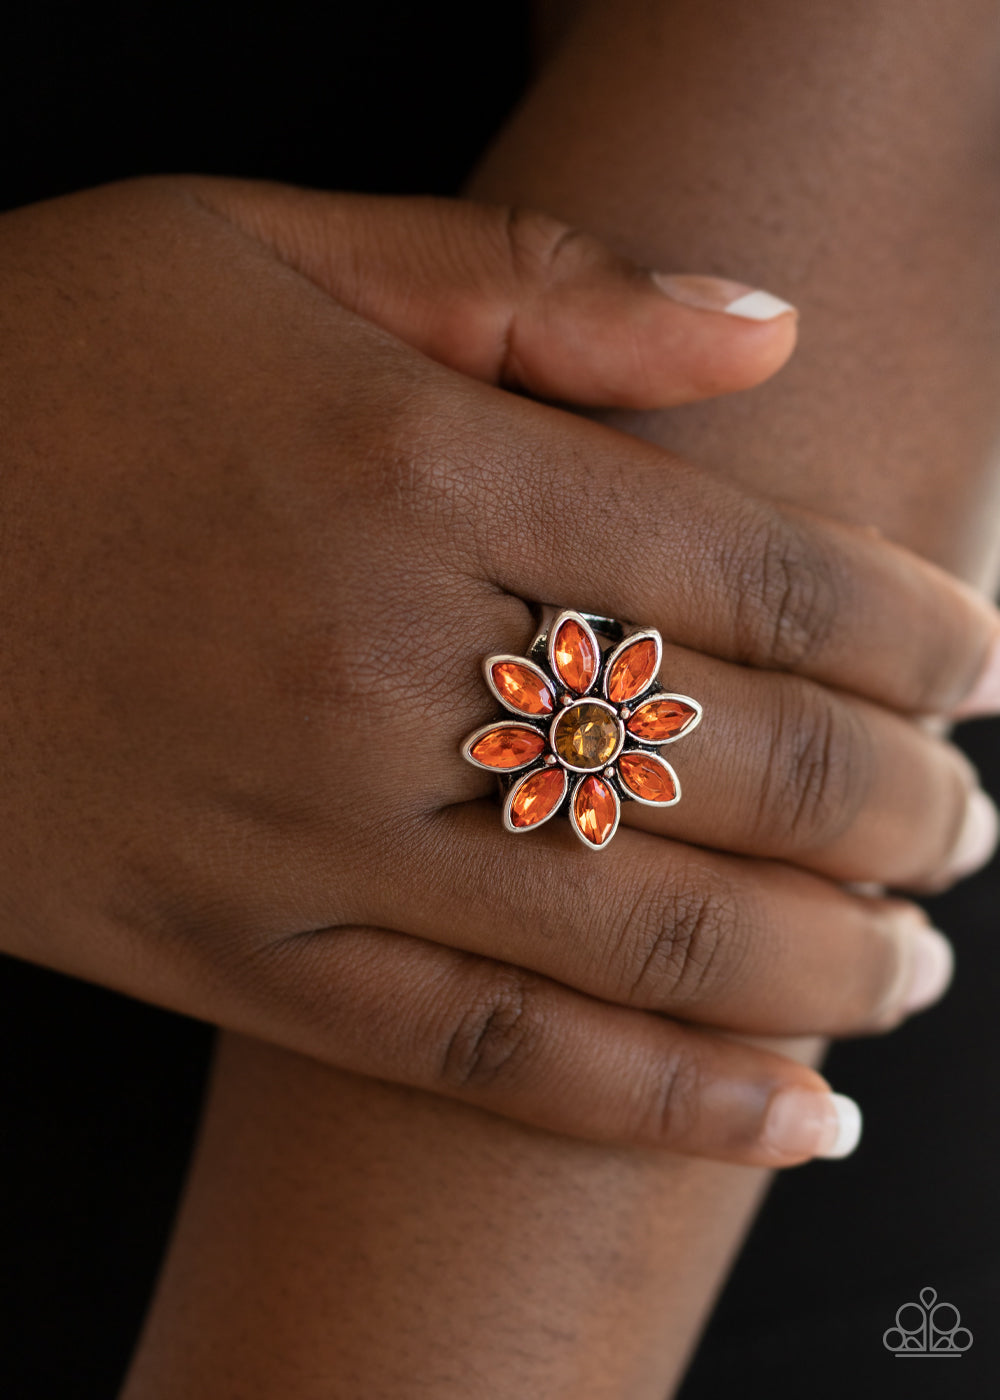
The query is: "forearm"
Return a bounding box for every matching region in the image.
[124,1036,779,1398]
[125,5,1000,1397]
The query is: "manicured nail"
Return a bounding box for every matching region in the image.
[954,635,1000,717]
[761,1088,862,1162]
[843,880,886,898]
[916,715,950,738]
[651,272,797,320]
[944,788,999,881]
[724,290,798,321]
[900,925,955,1015]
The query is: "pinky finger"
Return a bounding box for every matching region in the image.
[233,925,861,1168]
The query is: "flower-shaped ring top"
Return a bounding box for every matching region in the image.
[461,609,702,849]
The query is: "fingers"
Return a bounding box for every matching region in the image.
[182,179,1000,719]
[184,178,798,407]
[456,387,1000,719]
[375,803,952,1039]
[236,922,860,1166]
[613,641,997,890]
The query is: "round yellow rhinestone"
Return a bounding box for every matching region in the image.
[552,702,620,770]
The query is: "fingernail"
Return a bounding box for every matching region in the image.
[762,1088,863,1162]
[843,880,886,898]
[954,635,1000,717]
[944,788,999,881]
[651,272,797,320]
[724,290,799,321]
[917,714,950,738]
[900,925,955,1015]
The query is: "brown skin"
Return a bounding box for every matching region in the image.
[126,1035,782,1400]
[122,4,1000,1398]
[485,0,1000,576]
[2,177,990,1166]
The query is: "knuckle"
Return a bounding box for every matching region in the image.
[440,965,542,1092]
[756,686,874,853]
[362,382,512,579]
[617,872,745,1008]
[501,205,594,285]
[636,1045,703,1146]
[359,385,472,528]
[732,510,842,672]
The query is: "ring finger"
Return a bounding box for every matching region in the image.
[376,802,952,1038]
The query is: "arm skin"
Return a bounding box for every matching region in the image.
[122,3,1000,1397]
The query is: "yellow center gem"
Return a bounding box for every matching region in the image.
[553,702,620,769]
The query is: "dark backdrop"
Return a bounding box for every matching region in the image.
[0,5,997,1396]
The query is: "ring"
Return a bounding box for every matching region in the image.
[461,607,702,849]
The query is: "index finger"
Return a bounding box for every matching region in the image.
[455,383,1000,717]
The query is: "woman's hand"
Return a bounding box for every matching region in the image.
[0,178,996,1165]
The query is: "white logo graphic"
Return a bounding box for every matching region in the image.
[883,1286,973,1357]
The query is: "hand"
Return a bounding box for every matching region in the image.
[0,178,996,1165]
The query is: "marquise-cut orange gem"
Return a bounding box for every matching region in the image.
[627,697,699,742]
[606,637,658,703]
[573,775,618,846]
[552,617,598,694]
[491,661,555,715]
[509,766,567,828]
[618,751,677,803]
[470,726,546,770]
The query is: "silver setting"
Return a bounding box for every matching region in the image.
[617,750,682,807]
[462,606,703,848]
[626,691,703,746]
[460,720,549,774]
[548,609,601,697]
[482,654,556,717]
[601,628,663,705]
[502,765,568,834]
[568,773,621,850]
[548,697,625,773]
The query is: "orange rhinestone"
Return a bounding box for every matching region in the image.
[509,766,566,828]
[618,751,677,803]
[627,697,698,742]
[573,775,617,846]
[470,727,546,769]
[552,617,598,694]
[491,661,554,716]
[606,637,658,703]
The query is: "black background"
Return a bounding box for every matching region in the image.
[0,4,997,1396]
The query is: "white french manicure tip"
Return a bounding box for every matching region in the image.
[762,1087,862,1162]
[724,289,797,321]
[843,880,886,898]
[946,788,999,882]
[817,1093,863,1159]
[955,636,1000,717]
[901,926,955,1016]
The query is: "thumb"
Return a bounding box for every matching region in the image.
[192,179,798,408]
